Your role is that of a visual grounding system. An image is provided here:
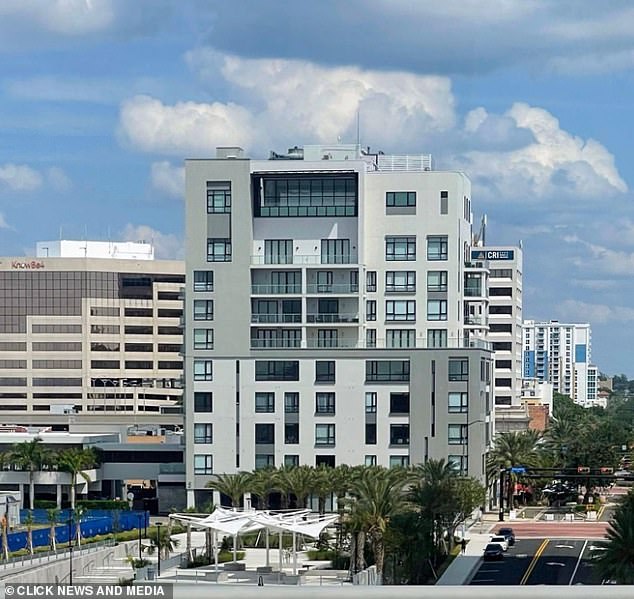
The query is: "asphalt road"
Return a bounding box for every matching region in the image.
[470,538,607,585]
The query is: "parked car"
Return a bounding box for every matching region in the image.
[497,527,515,546]
[483,543,504,561]
[489,535,509,551]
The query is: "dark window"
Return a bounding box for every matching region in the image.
[315,392,335,414]
[386,271,416,292]
[90,342,119,352]
[489,323,512,333]
[489,305,513,315]
[255,392,275,413]
[366,300,377,321]
[194,271,214,292]
[194,423,213,444]
[427,236,448,260]
[284,392,299,413]
[495,378,512,388]
[495,359,512,369]
[386,300,415,321]
[207,181,231,213]
[448,358,469,381]
[386,329,415,348]
[158,309,182,318]
[124,308,153,318]
[194,329,214,350]
[32,378,80,386]
[284,455,299,467]
[124,326,153,335]
[158,326,182,335]
[125,361,153,369]
[255,423,275,444]
[158,360,181,370]
[386,237,416,261]
[90,307,120,317]
[365,360,410,382]
[194,392,213,412]
[489,287,513,297]
[255,361,299,381]
[366,271,377,292]
[158,343,182,352]
[366,329,376,348]
[365,423,377,445]
[315,424,335,446]
[91,360,120,369]
[158,291,181,301]
[125,343,153,352]
[255,454,275,469]
[194,359,213,381]
[315,361,335,383]
[390,392,410,414]
[321,239,351,264]
[386,191,416,207]
[194,454,213,475]
[390,424,409,445]
[265,239,293,265]
[207,238,232,262]
[315,455,335,468]
[285,423,299,444]
[194,300,214,321]
[492,342,513,351]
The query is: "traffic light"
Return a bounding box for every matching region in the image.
[600,467,614,474]
[577,466,590,474]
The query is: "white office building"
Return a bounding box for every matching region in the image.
[184,145,495,508]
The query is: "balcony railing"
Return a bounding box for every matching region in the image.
[251,314,302,324]
[251,338,302,349]
[464,315,486,325]
[251,254,358,265]
[464,287,485,297]
[306,313,359,324]
[251,284,302,295]
[305,283,359,294]
[250,337,493,350]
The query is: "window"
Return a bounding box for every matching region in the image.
[385,271,416,292]
[365,455,377,467]
[194,359,213,381]
[448,424,468,445]
[194,300,213,321]
[492,342,512,351]
[489,305,513,315]
[427,329,447,348]
[315,424,335,446]
[91,360,119,369]
[255,392,275,413]
[386,191,416,207]
[207,181,231,213]
[194,270,214,292]
[255,455,275,469]
[386,300,416,321]
[284,392,299,413]
[194,392,213,412]
[448,358,469,381]
[495,359,512,369]
[366,300,377,321]
[448,392,468,413]
[316,455,335,468]
[265,239,293,264]
[194,423,213,444]
[350,270,359,291]
[390,424,409,445]
[365,423,377,445]
[440,191,448,215]
[321,239,351,264]
[489,323,512,333]
[207,238,232,262]
[194,454,213,475]
[315,392,335,414]
[427,300,447,321]
[386,329,415,348]
[366,329,376,348]
[365,392,377,413]
[427,236,448,260]
[255,423,275,444]
[427,271,448,292]
[125,307,153,317]
[316,271,333,292]
[366,271,377,292]
[315,361,335,383]
[285,423,299,444]
[489,287,513,297]
[490,269,513,279]
[448,455,468,475]
[255,361,299,381]
[284,455,299,467]
[194,329,214,350]
[385,237,416,261]
[495,378,512,388]
[317,329,338,348]
[390,456,409,468]
[390,392,409,414]
[365,360,410,382]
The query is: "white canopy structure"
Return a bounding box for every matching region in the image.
[170,507,338,574]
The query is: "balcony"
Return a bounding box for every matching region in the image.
[251,313,302,324]
[251,338,302,349]
[251,253,358,266]
[251,284,301,295]
[306,313,359,324]
[464,315,486,325]
[305,283,359,294]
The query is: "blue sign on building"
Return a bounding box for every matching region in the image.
[471,249,515,261]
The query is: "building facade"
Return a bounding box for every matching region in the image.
[523,320,596,407]
[0,245,184,420]
[184,145,494,508]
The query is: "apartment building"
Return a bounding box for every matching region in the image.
[184,144,494,507]
[0,241,185,422]
[523,320,597,407]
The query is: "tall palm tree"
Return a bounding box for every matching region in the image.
[148,526,181,560]
[74,505,87,547]
[23,510,34,555]
[348,466,409,584]
[596,504,634,583]
[205,472,250,508]
[543,417,577,467]
[57,448,97,509]
[245,468,279,510]
[277,465,316,508]
[47,508,60,551]
[11,439,51,510]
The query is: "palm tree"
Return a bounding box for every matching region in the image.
[57,448,97,510]
[277,465,316,508]
[147,526,181,560]
[23,510,34,555]
[74,505,87,547]
[596,504,634,583]
[1,514,8,560]
[11,439,51,510]
[47,508,60,551]
[245,468,279,510]
[205,472,250,508]
[543,417,577,467]
[348,466,409,584]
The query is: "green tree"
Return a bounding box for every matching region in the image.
[11,439,52,510]
[277,465,316,508]
[147,526,181,560]
[596,491,634,583]
[23,510,34,555]
[47,508,60,551]
[57,447,97,509]
[245,468,279,509]
[205,472,250,508]
[74,505,87,547]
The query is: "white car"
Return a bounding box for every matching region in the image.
[489,535,509,551]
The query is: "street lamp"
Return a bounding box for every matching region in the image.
[155,522,163,577]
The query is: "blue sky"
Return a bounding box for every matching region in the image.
[1,1,634,376]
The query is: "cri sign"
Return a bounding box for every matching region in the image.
[470,249,515,261]
[11,260,45,270]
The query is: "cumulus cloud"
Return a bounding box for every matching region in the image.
[47,167,72,192]
[0,213,9,229]
[558,299,634,324]
[565,236,634,276]
[0,164,42,191]
[120,223,183,260]
[150,161,184,199]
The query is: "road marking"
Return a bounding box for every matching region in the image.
[546,562,565,567]
[472,579,496,583]
[520,539,549,585]
[555,544,574,549]
[479,570,500,573]
[568,539,588,585]
[597,504,607,519]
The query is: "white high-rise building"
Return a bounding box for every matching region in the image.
[184,144,495,508]
[523,320,596,407]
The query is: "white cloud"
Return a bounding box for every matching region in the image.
[120,224,183,260]
[0,163,42,191]
[0,213,9,229]
[558,299,634,324]
[565,236,634,276]
[150,161,184,199]
[47,167,72,192]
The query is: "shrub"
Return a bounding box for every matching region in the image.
[306,549,336,561]
[185,551,245,568]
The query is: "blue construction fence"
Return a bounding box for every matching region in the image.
[3,510,150,553]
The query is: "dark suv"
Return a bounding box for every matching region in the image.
[497,527,515,546]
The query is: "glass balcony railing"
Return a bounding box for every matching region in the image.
[305,283,359,294]
[306,313,359,323]
[251,284,301,295]
[251,254,358,265]
[250,313,302,324]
